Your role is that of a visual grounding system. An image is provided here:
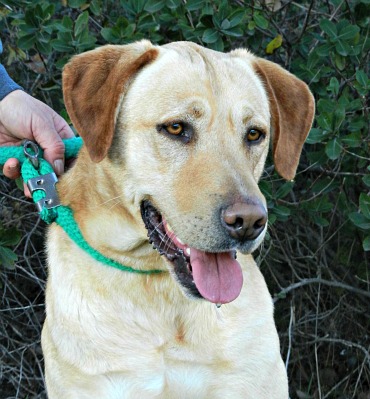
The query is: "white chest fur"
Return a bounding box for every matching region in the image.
[42,227,287,398]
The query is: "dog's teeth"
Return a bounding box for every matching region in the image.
[185,247,191,256]
[166,223,174,234]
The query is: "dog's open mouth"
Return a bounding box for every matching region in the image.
[141,201,243,304]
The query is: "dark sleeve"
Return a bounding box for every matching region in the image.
[0,39,24,101]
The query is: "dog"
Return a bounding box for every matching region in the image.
[41,40,314,398]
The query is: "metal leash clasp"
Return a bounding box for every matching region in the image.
[23,140,61,212]
[23,140,40,169]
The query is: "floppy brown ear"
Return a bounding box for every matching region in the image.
[63,41,158,162]
[254,59,315,180]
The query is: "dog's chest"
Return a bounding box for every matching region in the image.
[71,306,234,398]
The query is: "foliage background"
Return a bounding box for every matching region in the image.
[0,0,369,398]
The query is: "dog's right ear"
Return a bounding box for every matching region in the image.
[63,41,158,162]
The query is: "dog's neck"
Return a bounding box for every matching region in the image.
[57,148,163,272]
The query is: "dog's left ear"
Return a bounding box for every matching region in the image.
[63,41,158,162]
[253,59,315,180]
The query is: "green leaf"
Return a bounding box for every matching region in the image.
[333,105,346,130]
[311,178,338,194]
[221,19,230,29]
[360,193,370,219]
[221,26,243,37]
[349,212,370,229]
[328,77,340,96]
[335,40,352,56]
[0,228,21,247]
[317,113,332,131]
[202,3,214,15]
[90,0,102,15]
[130,0,147,13]
[306,128,328,144]
[15,177,24,191]
[202,28,220,44]
[334,53,346,70]
[317,99,336,114]
[36,40,51,54]
[166,0,181,8]
[185,0,204,11]
[356,70,369,88]
[346,99,363,112]
[207,36,224,52]
[316,43,332,56]
[68,0,86,8]
[325,138,341,160]
[268,213,277,225]
[51,21,72,33]
[24,8,39,27]
[307,197,333,213]
[62,15,74,30]
[362,175,370,187]
[275,181,294,199]
[228,9,245,28]
[100,28,117,42]
[363,236,370,251]
[341,132,362,148]
[144,0,166,13]
[74,11,89,37]
[313,214,330,227]
[51,39,74,52]
[0,246,18,269]
[259,180,272,200]
[18,33,36,50]
[337,24,360,40]
[320,19,337,39]
[273,205,291,221]
[265,34,283,54]
[253,13,268,29]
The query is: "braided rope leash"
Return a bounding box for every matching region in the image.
[0,138,163,275]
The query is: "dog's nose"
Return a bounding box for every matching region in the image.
[221,202,267,241]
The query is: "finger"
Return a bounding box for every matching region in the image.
[33,128,66,176]
[23,182,32,198]
[3,158,20,179]
[53,113,75,139]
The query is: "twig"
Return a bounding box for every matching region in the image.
[285,302,295,372]
[314,337,370,366]
[315,268,322,399]
[274,277,370,301]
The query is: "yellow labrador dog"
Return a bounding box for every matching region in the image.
[42,40,314,398]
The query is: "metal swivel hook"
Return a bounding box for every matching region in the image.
[23,140,40,169]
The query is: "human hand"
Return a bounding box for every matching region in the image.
[0,90,74,181]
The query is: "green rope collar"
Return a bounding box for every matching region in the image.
[0,138,163,275]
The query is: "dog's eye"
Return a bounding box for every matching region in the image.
[246,129,264,143]
[165,123,184,136]
[157,121,193,144]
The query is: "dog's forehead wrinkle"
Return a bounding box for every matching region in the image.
[150,45,252,96]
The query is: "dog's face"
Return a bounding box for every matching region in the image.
[63,41,314,304]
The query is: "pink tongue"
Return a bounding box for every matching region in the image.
[190,248,243,304]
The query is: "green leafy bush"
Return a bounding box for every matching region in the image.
[0,1,369,398]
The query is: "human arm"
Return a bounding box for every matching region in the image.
[0,39,74,180]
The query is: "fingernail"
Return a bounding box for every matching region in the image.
[54,159,64,175]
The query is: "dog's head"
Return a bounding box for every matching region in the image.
[63,41,314,304]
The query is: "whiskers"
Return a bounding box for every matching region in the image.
[149,217,183,254]
[95,194,125,211]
